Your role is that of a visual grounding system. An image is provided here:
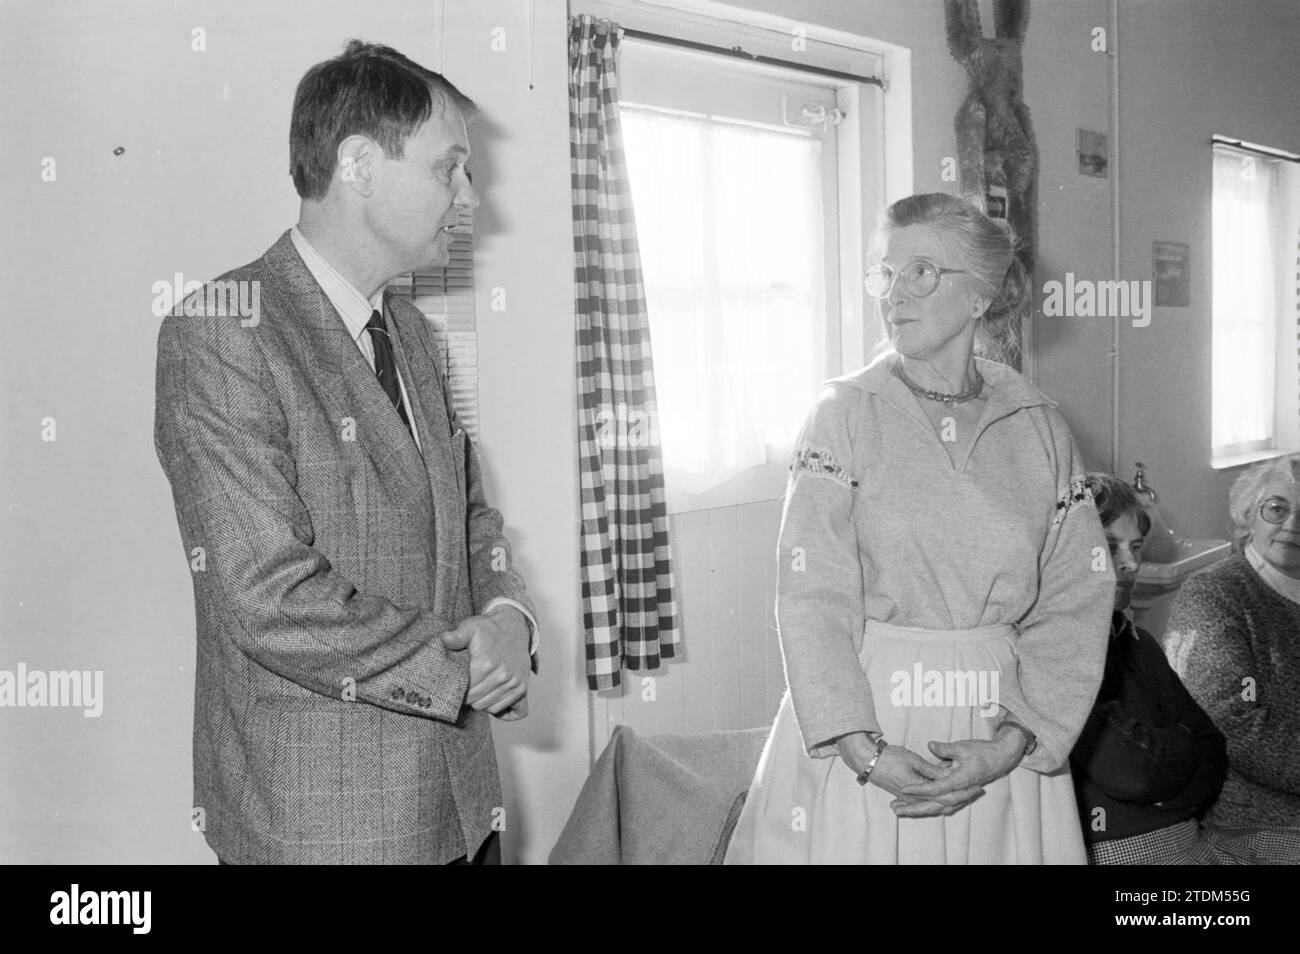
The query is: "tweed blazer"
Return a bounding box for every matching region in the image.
[154,230,535,864]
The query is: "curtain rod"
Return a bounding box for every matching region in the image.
[620,27,885,88]
[1211,135,1300,164]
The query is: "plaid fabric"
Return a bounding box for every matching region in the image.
[1202,825,1300,865]
[570,14,679,689]
[1088,820,1220,865]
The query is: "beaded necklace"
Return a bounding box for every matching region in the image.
[891,361,985,405]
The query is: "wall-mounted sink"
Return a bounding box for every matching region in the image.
[1131,539,1233,640]
[1137,538,1233,584]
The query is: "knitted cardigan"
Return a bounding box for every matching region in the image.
[1164,554,1300,829]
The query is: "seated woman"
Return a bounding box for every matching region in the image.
[1165,454,1300,863]
[724,193,1113,864]
[1070,473,1226,864]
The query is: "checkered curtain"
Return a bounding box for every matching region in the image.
[570,14,679,690]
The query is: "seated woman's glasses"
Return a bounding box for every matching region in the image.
[865,259,969,300]
[1259,497,1296,525]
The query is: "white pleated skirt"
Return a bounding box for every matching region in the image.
[724,620,1087,864]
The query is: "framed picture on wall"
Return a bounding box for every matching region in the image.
[1153,241,1190,306]
[1077,128,1108,178]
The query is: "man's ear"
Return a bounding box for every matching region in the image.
[969,291,990,319]
[336,135,377,197]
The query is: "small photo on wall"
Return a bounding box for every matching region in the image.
[1153,241,1190,306]
[1077,129,1108,178]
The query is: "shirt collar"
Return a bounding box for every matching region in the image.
[1245,541,1300,605]
[835,350,1056,414]
[290,226,385,343]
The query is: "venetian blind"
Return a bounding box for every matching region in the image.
[388,208,480,439]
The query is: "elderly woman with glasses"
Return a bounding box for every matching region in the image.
[725,193,1114,864]
[1165,454,1300,862]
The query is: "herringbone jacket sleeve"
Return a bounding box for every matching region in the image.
[155,306,470,722]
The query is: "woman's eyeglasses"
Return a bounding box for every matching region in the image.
[1259,497,1297,525]
[865,259,969,300]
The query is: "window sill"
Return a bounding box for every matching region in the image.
[665,458,789,514]
[1210,448,1295,471]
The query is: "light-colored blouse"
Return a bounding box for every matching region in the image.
[777,353,1114,773]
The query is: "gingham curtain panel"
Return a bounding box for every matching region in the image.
[569,14,680,690]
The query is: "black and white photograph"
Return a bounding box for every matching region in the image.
[1154,239,1191,306]
[2,0,1299,914]
[1078,127,1109,177]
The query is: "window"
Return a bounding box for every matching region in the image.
[1211,138,1300,466]
[622,103,829,497]
[617,33,881,512]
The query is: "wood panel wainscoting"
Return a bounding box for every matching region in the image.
[588,498,787,759]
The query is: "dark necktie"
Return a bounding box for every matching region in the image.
[364,310,412,432]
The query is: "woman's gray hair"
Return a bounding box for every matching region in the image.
[870,193,1028,364]
[1228,452,1300,544]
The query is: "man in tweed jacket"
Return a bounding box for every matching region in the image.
[154,41,537,864]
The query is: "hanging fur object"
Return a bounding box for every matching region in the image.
[945,0,1037,371]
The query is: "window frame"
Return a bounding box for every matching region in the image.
[578,0,902,512]
[1209,138,1300,469]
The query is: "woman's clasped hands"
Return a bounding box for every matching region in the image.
[837,728,1030,818]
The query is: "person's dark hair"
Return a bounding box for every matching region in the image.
[1086,472,1151,537]
[871,192,1029,363]
[290,39,477,200]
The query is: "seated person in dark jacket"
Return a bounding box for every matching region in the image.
[1070,473,1228,864]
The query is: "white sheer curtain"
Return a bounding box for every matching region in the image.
[621,106,826,495]
[1212,147,1279,457]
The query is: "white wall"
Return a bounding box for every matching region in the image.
[1114,0,1300,540]
[444,0,586,867]
[0,0,581,865]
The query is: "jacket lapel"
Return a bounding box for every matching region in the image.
[384,295,467,607]
[262,232,435,530]
[384,297,462,502]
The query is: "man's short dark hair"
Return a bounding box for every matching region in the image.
[290,40,476,200]
[1086,472,1152,537]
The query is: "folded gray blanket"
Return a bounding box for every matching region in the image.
[549,725,768,865]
